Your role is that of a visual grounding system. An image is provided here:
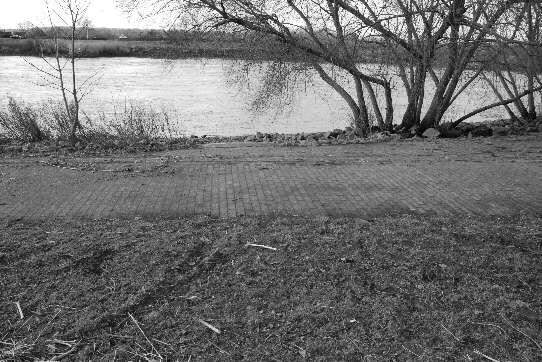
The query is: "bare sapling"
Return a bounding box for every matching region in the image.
[25,0,98,144]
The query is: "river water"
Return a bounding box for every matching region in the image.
[0,56,507,136]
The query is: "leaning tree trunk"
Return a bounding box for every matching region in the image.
[525,3,537,120]
[353,76,370,136]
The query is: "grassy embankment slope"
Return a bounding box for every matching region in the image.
[1,214,541,361]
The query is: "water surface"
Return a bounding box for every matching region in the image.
[1,56,508,136]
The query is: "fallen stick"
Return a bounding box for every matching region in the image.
[50,344,79,361]
[196,319,221,334]
[14,302,24,319]
[246,243,277,251]
[473,349,501,362]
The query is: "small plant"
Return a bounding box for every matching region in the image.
[105,102,177,142]
[0,98,47,142]
[40,102,78,140]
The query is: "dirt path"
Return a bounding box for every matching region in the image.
[1,134,541,220]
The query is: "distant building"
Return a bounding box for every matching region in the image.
[119,34,128,40]
[0,31,12,38]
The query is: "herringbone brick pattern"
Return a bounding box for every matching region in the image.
[1,137,541,220]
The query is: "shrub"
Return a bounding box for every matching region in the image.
[105,102,177,142]
[40,102,76,140]
[0,98,47,142]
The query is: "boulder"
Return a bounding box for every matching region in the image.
[492,126,510,137]
[244,135,257,142]
[457,122,477,133]
[422,128,441,139]
[439,127,464,138]
[469,124,493,137]
[329,128,343,138]
[6,145,23,153]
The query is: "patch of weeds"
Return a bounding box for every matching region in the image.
[104,102,180,143]
[0,98,48,142]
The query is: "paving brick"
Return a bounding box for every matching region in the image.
[1,138,542,221]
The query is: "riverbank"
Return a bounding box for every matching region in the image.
[0,37,406,62]
[1,117,541,157]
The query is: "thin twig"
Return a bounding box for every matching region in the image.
[501,313,542,352]
[246,243,277,251]
[473,349,501,362]
[440,323,460,342]
[128,313,163,360]
[50,343,79,361]
[14,302,24,320]
[196,318,221,334]
[209,340,230,355]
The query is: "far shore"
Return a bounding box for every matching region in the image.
[0,37,425,64]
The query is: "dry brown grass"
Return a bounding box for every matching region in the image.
[1,214,541,361]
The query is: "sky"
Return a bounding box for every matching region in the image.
[0,0,161,29]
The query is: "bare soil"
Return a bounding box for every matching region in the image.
[1,214,541,361]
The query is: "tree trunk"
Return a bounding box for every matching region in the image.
[353,76,369,136]
[525,4,537,120]
[70,20,80,145]
[481,73,518,121]
[383,81,394,130]
[362,79,384,129]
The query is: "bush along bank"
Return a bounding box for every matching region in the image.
[1,118,541,156]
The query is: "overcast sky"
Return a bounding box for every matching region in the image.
[0,0,160,29]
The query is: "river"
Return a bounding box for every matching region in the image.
[0,56,507,136]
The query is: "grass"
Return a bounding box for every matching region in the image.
[0,98,46,142]
[1,214,541,361]
[102,102,180,142]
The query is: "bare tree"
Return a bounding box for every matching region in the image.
[121,0,396,136]
[481,1,542,123]
[125,0,540,134]
[26,0,94,143]
[332,0,541,132]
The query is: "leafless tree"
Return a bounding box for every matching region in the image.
[333,0,542,132]
[480,1,542,123]
[26,0,96,143]
[124,0,541,134]
[121,0,397,136]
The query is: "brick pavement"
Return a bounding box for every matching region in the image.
[1,136,541,220]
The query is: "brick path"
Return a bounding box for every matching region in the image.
[1,136,541,220]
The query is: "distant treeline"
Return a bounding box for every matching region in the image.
[2,26,172,41]
[0,28,531,70]
[0,30,396,62]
